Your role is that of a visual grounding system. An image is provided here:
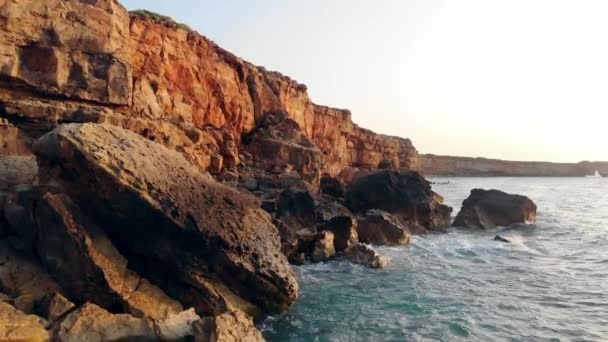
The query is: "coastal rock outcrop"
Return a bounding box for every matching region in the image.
[33,123,298,315]
[344,244,390,269]
[357,209,411,246]
[345,170,452,233]
[453,189,537,230]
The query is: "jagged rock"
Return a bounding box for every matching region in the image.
[453,189,537,230]
[319,175,344,198]
[194,310,265,342]
[154,308,201,341]
[311,231,336,262]
[494,235,511,243]
[344,244,390,269]
[357,209,411,246]
[277,188,316,228]
[314,195,358,252]
[57,303,157,342]
[0,122,33,155]
[33,123,297,315]
[37,292,75,323]
[345,170,452,233]
[34,192,183,320]
[0,240,60,315]
[0,0,132,105]
[0,301,50,342]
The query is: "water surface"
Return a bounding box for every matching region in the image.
[262,177,608,341]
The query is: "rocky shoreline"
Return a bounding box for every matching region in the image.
[0,1,538,340]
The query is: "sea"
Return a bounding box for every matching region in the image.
[261,177,608,341]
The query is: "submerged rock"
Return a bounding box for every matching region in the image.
[344,244,390,269]
[357,209,411,246]
[33,123,297,315]
[453,189,537,230]
[345,170,452,233]
[494,235,511,243]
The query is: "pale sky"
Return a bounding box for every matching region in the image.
[122,0,608,162]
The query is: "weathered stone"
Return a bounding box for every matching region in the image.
[34,192,183,320]
[34,123,297,315]
[242,178,259,191]
[345,170,452,233]
[344,244,390,269]
[314,195,358,252]
[57,303,157,342]
[453,189,537,230]
[194,310,265,342]
[154,308,201,341]
[0,301,50,342]
[311,231,335,262]
[357,209,411,246]
[37,292,75,323]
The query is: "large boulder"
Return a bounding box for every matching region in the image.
[314,195,358,252]
[319,175,344,199]
[357,209,411,246]
[34,192,183,319]
[345,170,452,233]
[33,123,297,315]
[453,189,537,230]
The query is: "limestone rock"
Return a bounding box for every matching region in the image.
[357,210,411,246]
[33,123,297,315]
[0,301,50,342]
[194,310,265,342]
[311,231,336,262]
[37,292,75,323]
[453,189,537,230]
[344,244,390,269]
[57,303,157,342]
[154,308,201,341]
[345,170,452,233]
[34,192,183,320]
[314,195,358,252]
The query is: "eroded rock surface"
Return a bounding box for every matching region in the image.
[357,209,411,246]
[346,170,452,233]
[453,189,537,230]
[34,123,297,315]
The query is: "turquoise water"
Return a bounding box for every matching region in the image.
[261,178,608,341]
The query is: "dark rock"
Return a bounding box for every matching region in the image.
[315,195,358,252]
[453,189,537,230]
[34,123,297,315]
[357,209,411,246]
[37,292,75,323]
[345,170,452,233]
[494,235,511,243]
[320,175,344,198]
[377,158,395,169]
[277,188,316,228]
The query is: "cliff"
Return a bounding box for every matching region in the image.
[0,0,417,178]
[418,154,608,177]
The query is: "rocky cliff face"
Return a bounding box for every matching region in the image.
[0,0,417,179]
[418,154,608,177]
